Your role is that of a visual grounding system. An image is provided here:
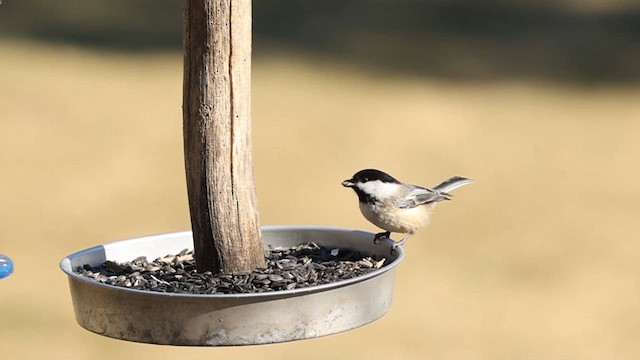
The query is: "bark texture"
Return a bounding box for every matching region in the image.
[183,0,265,273]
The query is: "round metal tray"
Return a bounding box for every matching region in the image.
[60,225,404,346]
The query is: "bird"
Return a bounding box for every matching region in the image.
[342,169,472,249]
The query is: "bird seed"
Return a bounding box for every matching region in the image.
[75,242,387,295]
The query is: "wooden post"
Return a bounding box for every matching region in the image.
[183,0,265,274]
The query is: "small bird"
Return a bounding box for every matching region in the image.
[342,169,472,249]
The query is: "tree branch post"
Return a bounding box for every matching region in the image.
[183,0,265,274]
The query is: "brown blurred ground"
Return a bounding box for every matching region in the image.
[1,37,640,360]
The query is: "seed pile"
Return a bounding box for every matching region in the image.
[76,242,387,294]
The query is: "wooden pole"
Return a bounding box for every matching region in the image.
[183,0,265,274]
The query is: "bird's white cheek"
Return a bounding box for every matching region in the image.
[357,181,402,201]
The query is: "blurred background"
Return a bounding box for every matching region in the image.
[1,1,639,359]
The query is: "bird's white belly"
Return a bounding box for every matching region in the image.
[359,201,433,234]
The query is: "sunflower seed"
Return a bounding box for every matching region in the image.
[76,242,388,294]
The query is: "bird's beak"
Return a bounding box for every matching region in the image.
[342,179,355,187]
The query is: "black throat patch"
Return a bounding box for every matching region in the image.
[352,187,378,204]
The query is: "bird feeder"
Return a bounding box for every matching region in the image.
[60,0,404,345]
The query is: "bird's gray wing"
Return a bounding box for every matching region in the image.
[394,185,448,208]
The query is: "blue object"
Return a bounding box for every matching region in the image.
[0,254,13,279]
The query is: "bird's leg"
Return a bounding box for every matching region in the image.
[392,232,413,250]
[373,231,391,244]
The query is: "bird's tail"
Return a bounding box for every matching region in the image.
[433,176,474,195]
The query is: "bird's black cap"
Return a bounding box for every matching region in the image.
[342,169,399,203]
[343,169,400,186]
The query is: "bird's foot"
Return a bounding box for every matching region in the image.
[390,233,412,254]
[390,241,403,255]
[373,231,391,244]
